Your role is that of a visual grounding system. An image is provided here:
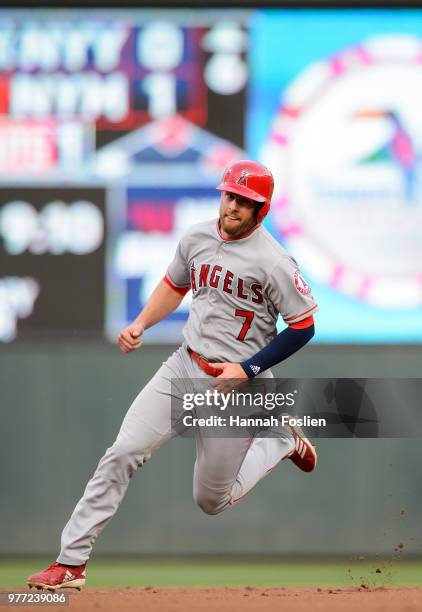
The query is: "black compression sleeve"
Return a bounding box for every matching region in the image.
[240,325,315,377]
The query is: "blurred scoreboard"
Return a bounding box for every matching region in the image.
[0,187,105,340]
[1,8,422,344]
[0,12,247,148]
[0,9,248,342]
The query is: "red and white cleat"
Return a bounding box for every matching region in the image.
[27,562,86,591]
[284,418,317,473]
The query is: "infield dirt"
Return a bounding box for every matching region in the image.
[4,587,422,612]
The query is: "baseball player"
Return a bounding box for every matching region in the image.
[27,160,318,591]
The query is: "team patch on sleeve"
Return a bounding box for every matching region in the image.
[294,270,312,295]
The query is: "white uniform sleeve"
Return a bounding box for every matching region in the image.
[166,237,191,290]
[266,256,318,325]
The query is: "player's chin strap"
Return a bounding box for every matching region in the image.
[240,317,315,378]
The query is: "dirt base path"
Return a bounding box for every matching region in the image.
[2,587,422,612]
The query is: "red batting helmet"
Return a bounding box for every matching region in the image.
[216,159,274,222]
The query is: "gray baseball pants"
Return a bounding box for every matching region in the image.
[57,345,294,565]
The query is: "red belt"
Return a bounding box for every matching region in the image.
[187,347,223,377]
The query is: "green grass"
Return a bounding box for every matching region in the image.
[1,559,422,589]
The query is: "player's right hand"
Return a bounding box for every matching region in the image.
[118,322,145,353]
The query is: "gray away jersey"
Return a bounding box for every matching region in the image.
[166,219,318,363]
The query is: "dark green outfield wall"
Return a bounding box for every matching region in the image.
[1,342,421,557]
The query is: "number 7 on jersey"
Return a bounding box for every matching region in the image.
[235,309,255,341]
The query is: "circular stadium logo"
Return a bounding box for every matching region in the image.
[263,34,422,309]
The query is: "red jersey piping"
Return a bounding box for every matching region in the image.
[288,315,315,329]
[163,275,190,297]
[285,304,318,323]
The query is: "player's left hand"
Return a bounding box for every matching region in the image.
[211,362,249,392]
